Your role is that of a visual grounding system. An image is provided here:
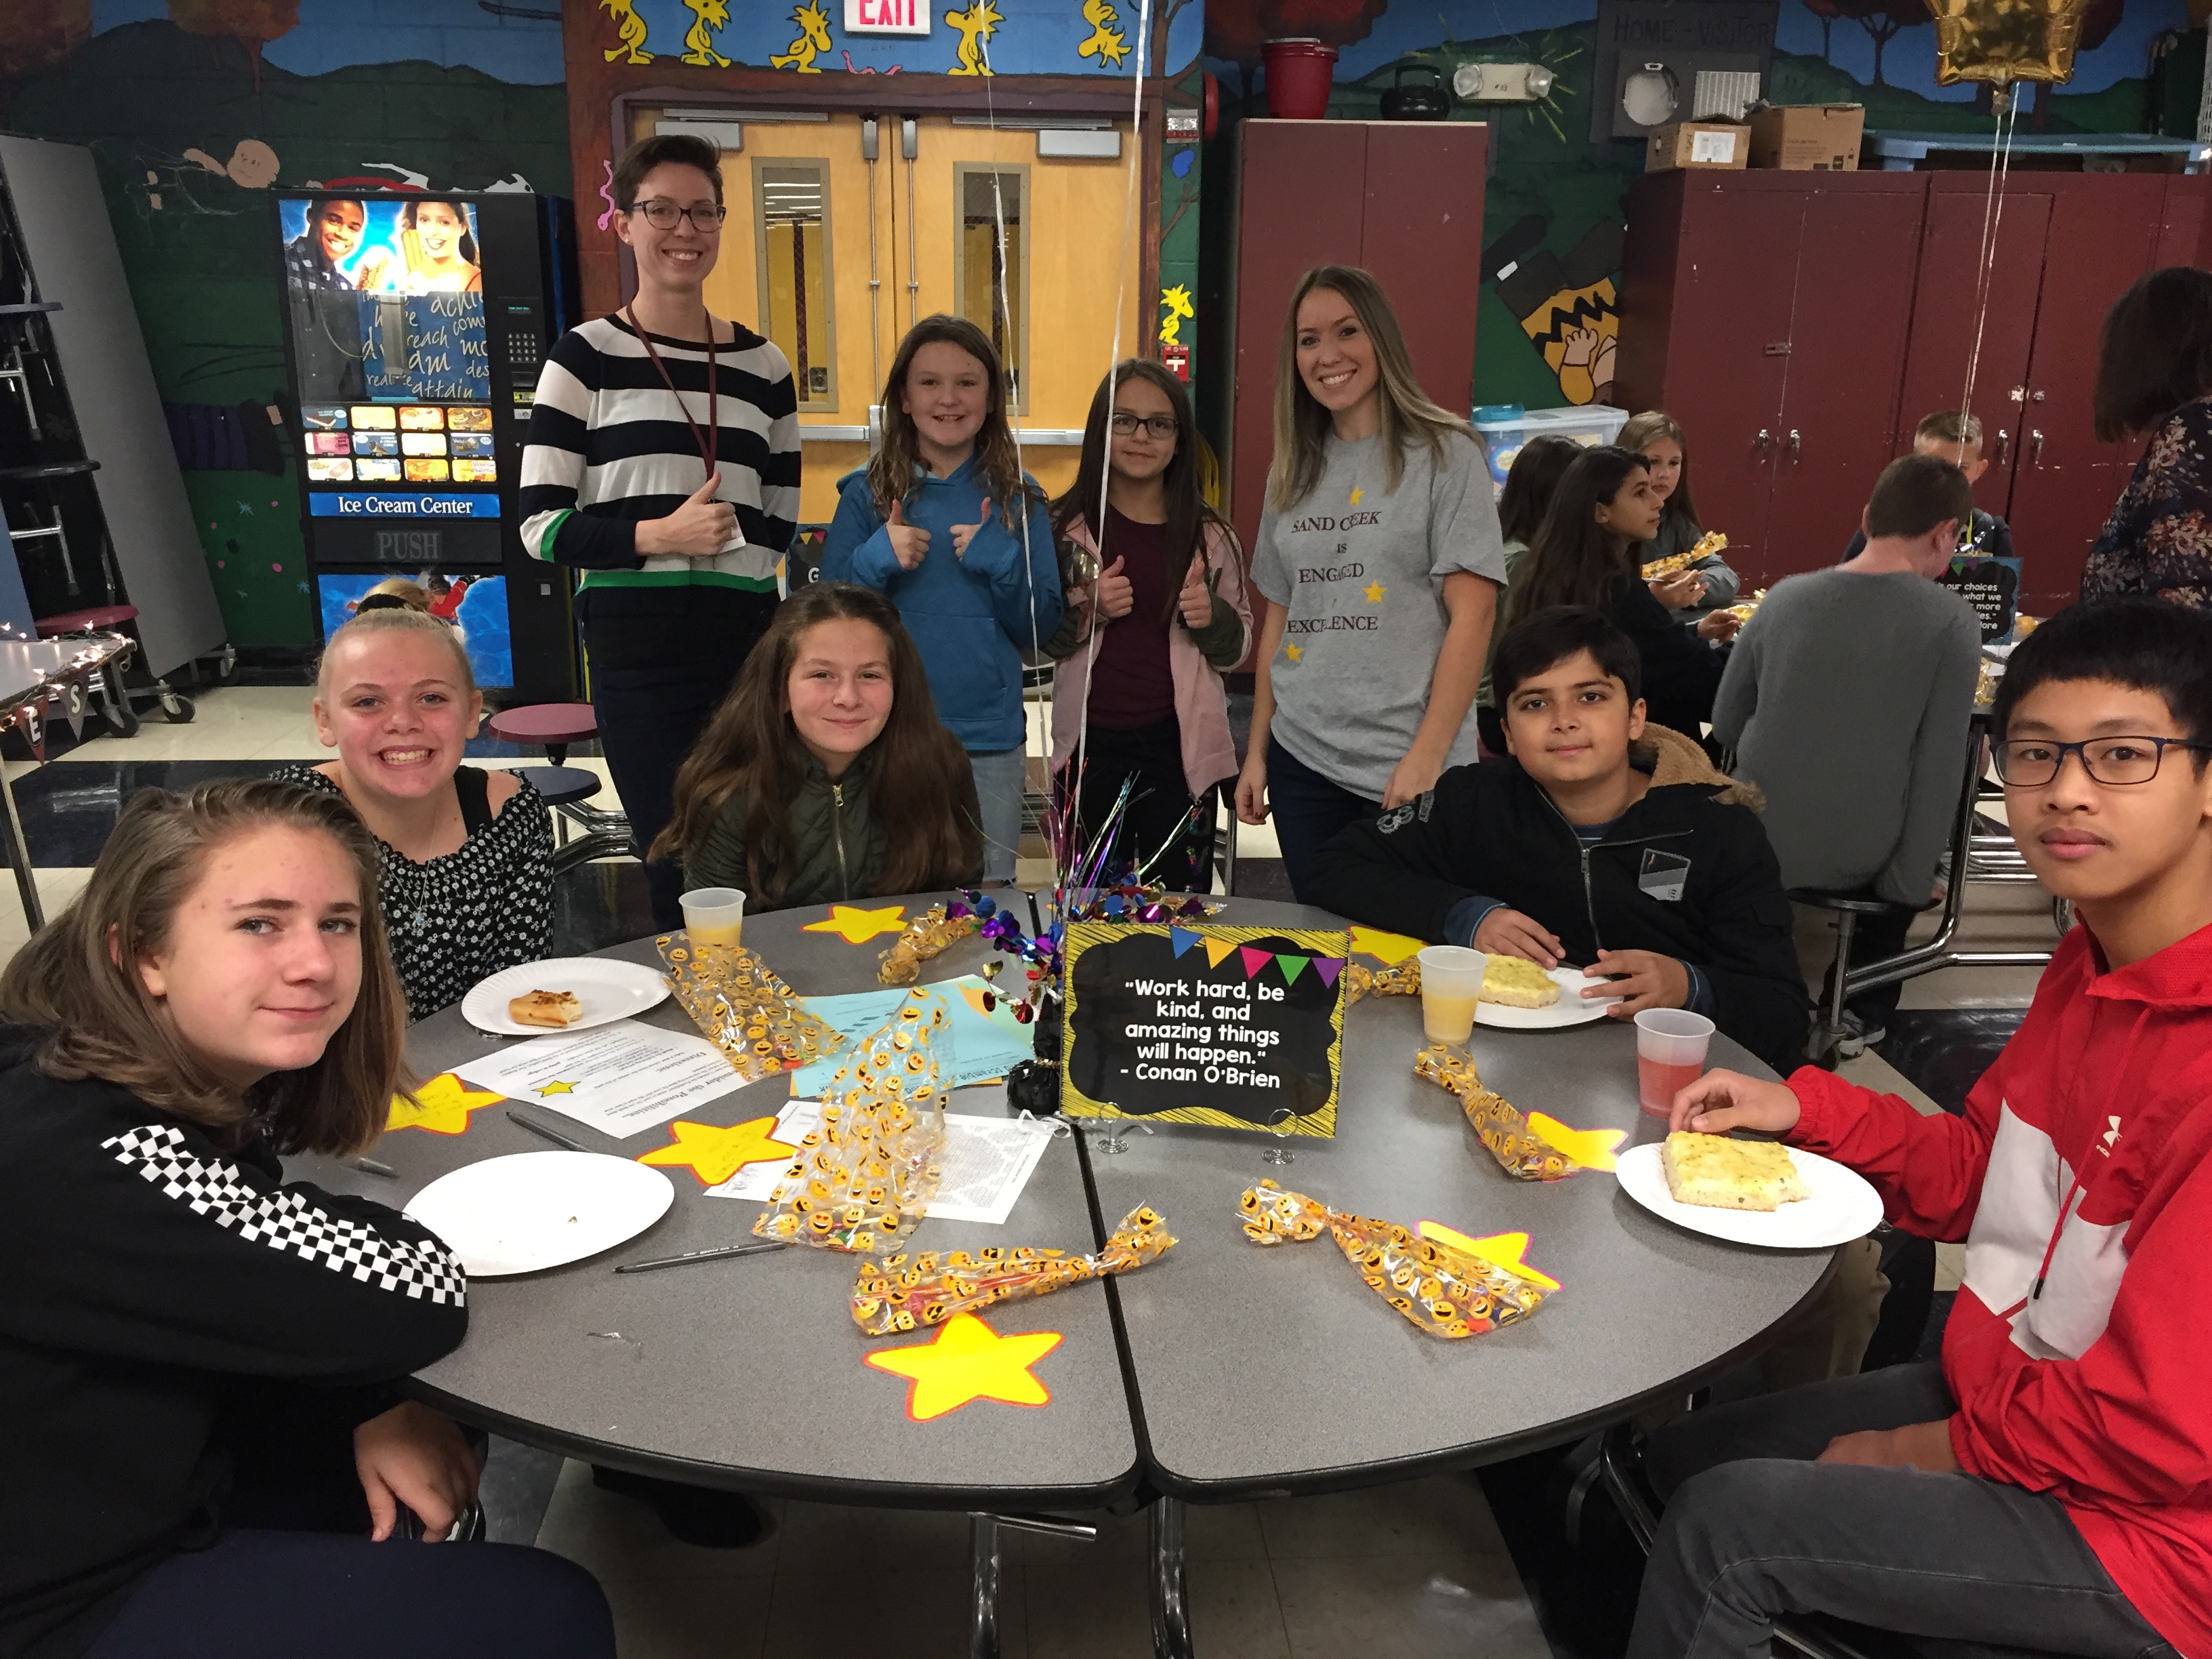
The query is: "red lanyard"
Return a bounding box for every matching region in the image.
[623,305,718,484]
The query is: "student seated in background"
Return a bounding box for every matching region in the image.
[1716,452,1982,1057]
[1840,409,2013,564]
[274,608,552,1022]
[1306,606,1807,1073]
[1621,409,1744,628]
[1636,597,2212,1659]
[1475,433,1582,757]
[656,581,983,908]
[0,778,613,1659]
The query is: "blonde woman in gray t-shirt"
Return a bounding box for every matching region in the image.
[1234,265,1508,901]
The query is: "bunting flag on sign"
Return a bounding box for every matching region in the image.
[1238,945,1272,979]
[1202,937,1238,970]
[1169,926,1202,958]
[1276,954,1309,987]
[1313,957,1345,987]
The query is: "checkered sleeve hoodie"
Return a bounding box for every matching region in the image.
[0,1034,467,1659]
[1787,920,2212,1658]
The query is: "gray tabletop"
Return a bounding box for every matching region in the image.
[1079,896,1839,1501]
[297,895,1141,1511]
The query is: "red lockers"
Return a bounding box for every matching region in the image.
[1223,120,1488,571]
[1618,169,2212,614]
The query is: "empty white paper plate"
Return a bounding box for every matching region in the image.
[462,956,670,1036]
[405,1151,674,1276]
[1614,1141,1883,1250]
[1476,967,1623,1029]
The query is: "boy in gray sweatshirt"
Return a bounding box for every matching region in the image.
[1713,453,1982,1053]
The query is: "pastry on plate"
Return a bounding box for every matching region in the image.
[1641,530,1729,582]
[508,989,583,1029]
[1662,1131,1807,1212]
[1480,955,1561,1009]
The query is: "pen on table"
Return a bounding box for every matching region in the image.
[348,1156,396,1178]
[615,1241,790,1275]
[508,1110,583,1151]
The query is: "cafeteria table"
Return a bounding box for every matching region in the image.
[299,893,1840,1659]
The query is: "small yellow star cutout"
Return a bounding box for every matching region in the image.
[1418,1223,1562,1291]
[387,1072,504,1135]
[802,903,909,945]
[535,1080,579,1097]
[1348,925,1423,966]
[1528,1113,1626,1172]
[1363,580,1387,604]
[866,1311,1063,1420]
[638,1115,798,1185]
[1349,485,1364,504]
[1283,642,1303,664]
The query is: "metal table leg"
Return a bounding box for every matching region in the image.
[0,741,41,930]
[969,1513,1002,1659]
[1151,1495,1193,1659]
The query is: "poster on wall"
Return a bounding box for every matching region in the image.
[316,571,513,691]
[279,195,489,407]
[1061,923,1347,1136]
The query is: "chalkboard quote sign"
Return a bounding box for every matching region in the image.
[1061,923,1348,1136]
[1938,554,2020,644]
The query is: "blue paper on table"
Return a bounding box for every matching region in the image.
[790,976,1036,1097]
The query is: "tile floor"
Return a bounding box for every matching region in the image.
[0,682,2049,1658]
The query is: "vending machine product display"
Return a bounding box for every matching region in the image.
[275,190,577,699]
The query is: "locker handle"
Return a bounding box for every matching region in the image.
[2029,429,2045,466]
[1755,428,1770,455]
[1786,428,1801,458]
[1993,428,2009,466]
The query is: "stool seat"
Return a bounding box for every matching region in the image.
[1788,887,1940,916]
[35,605,137,638]
[522,765,600,808]
[489,701,598,745]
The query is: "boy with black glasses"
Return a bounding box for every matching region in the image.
[1636,597,2212,1659]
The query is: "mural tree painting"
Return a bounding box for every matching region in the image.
[1801,0,1841,61]
[168,0,299,89]
[1829,0,1927,86]
[1204,0,1389,98]
[0,0,91,122]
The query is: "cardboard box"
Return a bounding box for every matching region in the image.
[1748,104,1864,171]
[1646,121,1750,173]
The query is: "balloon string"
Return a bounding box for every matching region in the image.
[1959,94,2020,438]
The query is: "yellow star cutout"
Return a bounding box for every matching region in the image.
[535,1080,579,1097]
[865,1311,1063,1420]
[638,1115,798,1185]
[1528,1112,1626,1172]
[802,903,910,945]
[1283,642,1303,664]
[1348,925,1423,966]
[1349,485,1364,504]
[387,1072,505,1135]
[1363,580,1387,604]
[1418,1222,1562,1291]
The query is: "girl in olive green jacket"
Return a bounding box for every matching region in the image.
[653,583,984,909]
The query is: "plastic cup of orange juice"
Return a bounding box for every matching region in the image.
[679,887,746,949]
[1416,945,1486,1045]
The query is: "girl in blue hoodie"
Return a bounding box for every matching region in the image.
[821,315,1061,882]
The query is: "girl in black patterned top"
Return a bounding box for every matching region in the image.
[274,609,552,1021]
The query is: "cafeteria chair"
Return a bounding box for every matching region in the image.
[485,703,633,874]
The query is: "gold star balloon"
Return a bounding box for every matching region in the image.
[386,1072,504,1136]
[1925,0,2094,85]
[864,1311,1063,1420]
[638,1115,800,1185]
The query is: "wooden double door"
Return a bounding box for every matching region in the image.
[1619,169,2209,613]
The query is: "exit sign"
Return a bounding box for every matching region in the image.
[845,0,928,33]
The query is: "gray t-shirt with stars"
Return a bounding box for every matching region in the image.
[1250,428,1507,800]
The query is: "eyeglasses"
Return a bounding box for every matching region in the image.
[1993,735,2212,787]
[628,199,727,232]
[1109,412,1178,439]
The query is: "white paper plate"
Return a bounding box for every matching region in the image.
[405,1151,674,1276]
[1614,1141,1883,1250]
[1475,967,1623,1029]
[462,957,670,1036]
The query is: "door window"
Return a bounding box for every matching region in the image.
[754,159,837,408]
[954,164,1027,413]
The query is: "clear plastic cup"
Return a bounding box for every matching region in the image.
[679,886,747,949]
[1416,945,1486,1045]
[1635,1007,1715,1118]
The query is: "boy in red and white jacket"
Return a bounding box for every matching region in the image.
[1633,597,2212,1659]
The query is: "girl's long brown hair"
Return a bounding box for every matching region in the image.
[651,583,982,901]
[1618,409,1701,539]
[1052,359,1242,627]
[1504,446,1650,631]
[867,314,1040,529]
[1267,264,1474,512]
[0,777,409,1158]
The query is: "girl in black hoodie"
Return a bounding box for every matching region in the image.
[0,778,611,1659]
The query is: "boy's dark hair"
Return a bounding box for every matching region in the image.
[1494,605,1643,708]
[1914,409,1982,449]
[612,134,725,214]
[1496,434,1583,546]
[2092,266,2212,443]
[1864,452,1974,541]
[1992,598,2212,765]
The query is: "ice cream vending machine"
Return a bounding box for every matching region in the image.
[274,190,579,700]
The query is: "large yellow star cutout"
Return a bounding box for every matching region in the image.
[387,1072,504,1135]
[1528,1113,1626,1172]
[1417,1222,1562,1291]
[638,1115,798,1185]
[1363,580,1387,604]
[1283,642,1303,664]
[1349,485,1364,505]
[865,1311,1063,1420]
[802,903,909,945]
[1348,925,1423,966]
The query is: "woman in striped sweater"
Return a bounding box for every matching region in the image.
[519,134,802,928]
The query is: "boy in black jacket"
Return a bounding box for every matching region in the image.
[1307,606,1809,1071]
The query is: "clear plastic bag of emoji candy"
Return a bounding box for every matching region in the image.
[657,935,840,1083]
[850,1204,1176,1336]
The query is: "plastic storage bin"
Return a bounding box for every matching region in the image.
[1471,404,1632,496]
